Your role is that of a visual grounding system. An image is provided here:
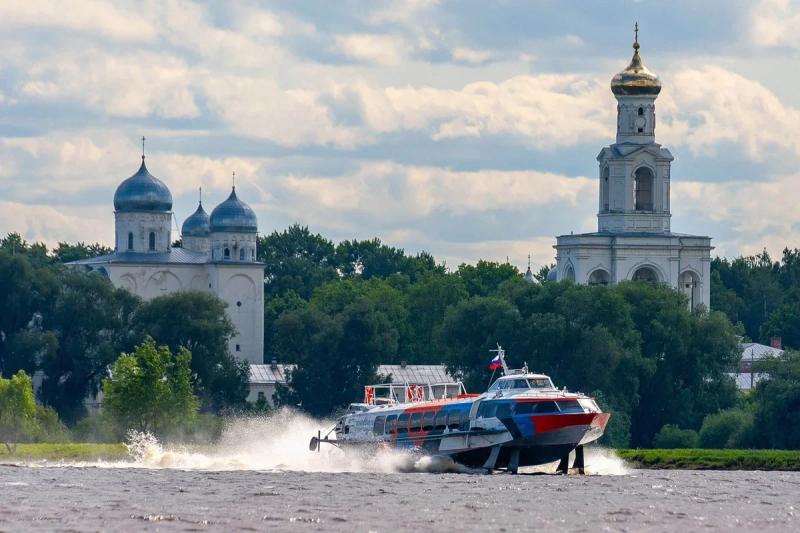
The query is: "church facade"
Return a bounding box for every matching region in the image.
[552,33,712,309]
[71,154,265,364]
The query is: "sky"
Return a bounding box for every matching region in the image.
[1,0,800,272]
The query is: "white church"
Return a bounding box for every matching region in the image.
[551,31,712,309]
[71,152,265,364]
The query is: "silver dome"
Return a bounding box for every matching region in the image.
[114,157,173,212]
[182,202,210,237]
[209,188,257,233]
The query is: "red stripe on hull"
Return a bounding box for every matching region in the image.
[533,413,608,434]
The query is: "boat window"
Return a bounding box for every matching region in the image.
[512,379,530,389]
[579,399,600,413]
[477,402,498,419]
[514,402,535,415]
[385,414,397,434]
[556,400,583,412]
[533,401,559,413]
[496,403,512,418]
[447,411,462,430]
[397,413,409,434]
[373,416,386,435]
[434,411,447,430]
[529,378,553,389]
[422,412,435,431]
[409,412,422,432]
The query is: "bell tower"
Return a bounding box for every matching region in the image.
[597,25,673,234]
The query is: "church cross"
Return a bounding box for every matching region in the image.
[141,136,146,159]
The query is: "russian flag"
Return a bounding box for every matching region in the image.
[488,355,503,370]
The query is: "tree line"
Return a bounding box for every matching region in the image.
[712,248,800,349]
[0,233,248,431]
[3,228,800,449]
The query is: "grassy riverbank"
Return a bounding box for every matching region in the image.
[0,443,129,462]
[617,449,800,470]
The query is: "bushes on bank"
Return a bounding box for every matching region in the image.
[699,409,755,449]
[653,424,699,449]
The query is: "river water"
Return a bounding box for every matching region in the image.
[1,412,798,531]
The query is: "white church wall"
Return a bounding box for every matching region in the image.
[209,265,265,365]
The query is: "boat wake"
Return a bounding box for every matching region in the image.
[121,408,477,473]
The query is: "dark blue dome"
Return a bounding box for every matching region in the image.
[182,202,210,237]
[210,188,257,233]
[114,157,173,212]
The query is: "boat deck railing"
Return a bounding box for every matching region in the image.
[363,381,467,405]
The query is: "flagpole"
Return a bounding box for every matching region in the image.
[487,367,497,389]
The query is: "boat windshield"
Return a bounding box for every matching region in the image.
[489,377,554,391]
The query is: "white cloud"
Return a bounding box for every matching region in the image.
[749,0,800,49]
[202,76,359,147]
[335,34,410,65]
[673,173,800,258]
[279,161,594,222]
[659,66,800,160]
[0,0,156,43]
[331,74,612,149]
[451,47,494,64]
[368,0,439,25]
[0,201,112,247]
[19,50,199,118]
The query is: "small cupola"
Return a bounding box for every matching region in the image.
[610,23,662,97]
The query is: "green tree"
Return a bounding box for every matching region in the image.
[274,300,394,416]
[456,260,520,297]
[0,370,38,453]
[335,238,441,281]
[51,241,112,263]
[132,292,248,411]
[653,424,699,449]
[38,269,140,423]
[258,225,338,299]
[103,338,199,437]
[405,272,467,361]
[440,296,523,392]
[761,303,800,349]
[618,282,740,446]
[752,351,800,449]
[0,251,57,376]
[698,409,755,449]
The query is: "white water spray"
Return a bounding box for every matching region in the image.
[122,408,475,473]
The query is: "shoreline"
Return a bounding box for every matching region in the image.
[616,449,800,471]
[0,443,129,462]
[4,444,800,471]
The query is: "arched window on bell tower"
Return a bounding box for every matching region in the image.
[148,231,156,251]
[601,167,610,212]
[127,232,134,251]
[634,167,654,211]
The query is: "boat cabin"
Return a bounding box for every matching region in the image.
[488,373,556,392]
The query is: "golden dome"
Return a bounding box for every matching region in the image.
[610,26,662,96]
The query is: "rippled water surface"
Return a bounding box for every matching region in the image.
[2,466,799,531]
[1,412,798,531]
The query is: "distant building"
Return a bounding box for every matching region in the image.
[248,363,455,406]
[729,341,784,391]
[248,362,295,405]
[70,151,265,365]
[552,29,711,309]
